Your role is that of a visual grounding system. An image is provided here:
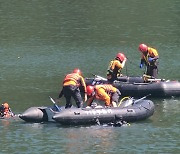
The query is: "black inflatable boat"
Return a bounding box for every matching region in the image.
[85,75,180,98]
[19,98,154,125]
[53,98,154,125]
[19,105,61,123]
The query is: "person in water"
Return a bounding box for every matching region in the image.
[0,102,14,118]
[107,52,127,82]
[86,84,121,107]
[139,43,159,78]
[58,68,87,109]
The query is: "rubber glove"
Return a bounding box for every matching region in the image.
[148,57,154,62]
[139,63,143,68]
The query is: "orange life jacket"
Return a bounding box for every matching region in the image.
[63,73,81,86]
[87,84,117,106]
[63,73,87,93]
[107,59,123,77]
[95,84,117,97]
[142,47,159,65]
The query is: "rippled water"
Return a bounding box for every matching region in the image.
[0,0,179,153]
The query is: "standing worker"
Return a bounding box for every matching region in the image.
[58,68,87,109]
[139,43,159,78]
[86,84,121,107]
[107,52,127,82]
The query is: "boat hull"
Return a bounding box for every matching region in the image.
[85,76,180,98]
[52,99,155,125]
[19,99,155,125]
[19,106,61,122]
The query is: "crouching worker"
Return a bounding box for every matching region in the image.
[0,102,14,118]
[86,84,121,107]
[58,68,87,109]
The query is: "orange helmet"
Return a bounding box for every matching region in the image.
[3,102,9,109]
[139,44,148,53]
[116,53,126,62]
[73,68,82,76]
[86,86,94,96]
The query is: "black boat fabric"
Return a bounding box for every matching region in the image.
[85,76,180,98]
[19,99,155,125]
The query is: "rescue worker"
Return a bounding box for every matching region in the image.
[86,84,121,107]
[0,102,14,118]
[139,43,159,78]
[58,68,87,109]
[107,52,127,82]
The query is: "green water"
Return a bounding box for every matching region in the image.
[0,0,179,153]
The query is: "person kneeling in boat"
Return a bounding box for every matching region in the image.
[86,84,121,107]
[58,68,87,109]
[139,43,159,78]
[0,102,14,118]
[107,52,127,82]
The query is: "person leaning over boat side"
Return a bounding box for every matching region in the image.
[58,68,87,109]
[86,84,121,107]
[139,43,159,78]
[107,52,127,82]
[0,102,14,118]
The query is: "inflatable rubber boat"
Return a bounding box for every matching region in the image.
[19,97,155,126]
[52,98,154,125]
[85,75,180,98]
[19,105,62,123]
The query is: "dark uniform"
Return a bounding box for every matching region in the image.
[59,71,87,108]
[140,47,159,78]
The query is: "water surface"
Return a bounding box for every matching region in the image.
[0,0,179,153]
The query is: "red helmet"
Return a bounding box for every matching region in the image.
[3,102,9,109]
[86,86,94,96]
[73,68,82,76]
[139,44,148,53]
[116,53,126,62]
